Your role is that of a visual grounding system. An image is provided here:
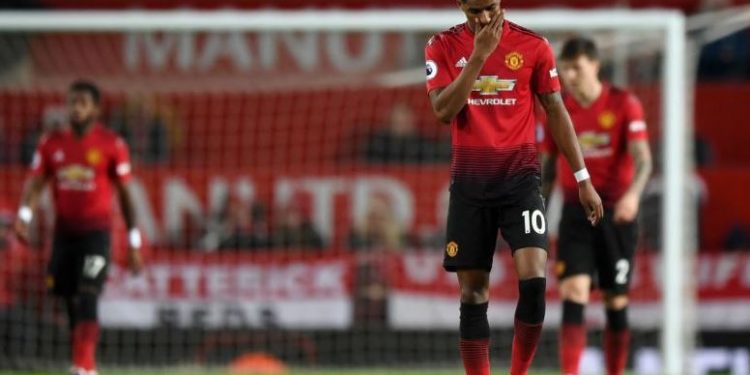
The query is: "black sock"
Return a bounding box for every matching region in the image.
[460,302,489,339]
[515,277,546,324]
[606,307,628,331]
[562,300,585,325]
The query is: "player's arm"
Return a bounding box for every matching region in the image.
[14,174,49,243]
[428,12,504,123]
[613,139,653,224]
[114,179,143,275]
[111,140,143,274]
[540,150,558,203]
[538,92,603,225]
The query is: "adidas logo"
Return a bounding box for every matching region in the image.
[455,57,467,68]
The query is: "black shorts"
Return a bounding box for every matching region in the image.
[443,181,549,272]
[555,203,638,294]
[48,230,111,297]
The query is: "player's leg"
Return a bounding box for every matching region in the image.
[500,186,549,375]
[445,194,499,375]
[555,203,596,375]
[597,216,637,375]
[71,230,111,375]
[48,232,81,370]
[457,270,491,375]
[558,275,591,375]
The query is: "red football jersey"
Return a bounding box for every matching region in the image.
[425,21,561,201]
[31,124,132,233]
[541,84,648,206]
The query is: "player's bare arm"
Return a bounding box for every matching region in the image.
[428,11,504,123]
[538,91,603,225]
[115,180,143,275]
[614,139,652,223]
[14,174,49,243]
[540,151,558,203]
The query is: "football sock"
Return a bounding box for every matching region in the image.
[560,300,586,375]
[459,302,490,375]
[510,277,546,375]
[604,307,630,375]
[73,293,100,372]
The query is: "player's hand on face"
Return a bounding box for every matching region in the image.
[472,10,504,60]
[127,248,143,276]
[13,219,29,245]
[613,191,639,224]
[578,180,604,226]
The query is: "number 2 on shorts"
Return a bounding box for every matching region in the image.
[83,255,106,279]
[522,209,546,234]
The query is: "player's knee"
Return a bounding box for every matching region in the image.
[603,293,629,310]
[513,247,547,279]
[460,285,489,304]
[515,277,546,324]
[559,277,591,304]
[76,292,99,322]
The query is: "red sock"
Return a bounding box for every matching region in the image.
[510,318,543,375]
[459,338,490,375]
[604,329,630,375]
[73,321,100,372]
[559,324,586,375]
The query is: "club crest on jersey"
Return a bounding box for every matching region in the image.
[505,51,524,70]
[446,241,459,257]
[598,111,616,129]
[426,60,438,80]
[472,76,516,95]
[86,148,102,165]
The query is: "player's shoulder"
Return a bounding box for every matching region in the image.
[37,127,67,148]
[427,23,467,47]
[506,21,548,44]
[607,84,642,106]
[95,124,125,143]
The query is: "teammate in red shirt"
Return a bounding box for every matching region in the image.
[540,38,653,375]
[425,1,603,374]
[14,80,144,375]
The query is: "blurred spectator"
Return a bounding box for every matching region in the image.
[20,105,66,165]
[698,28,750,80]
[0,1,42,85]
[201,195,271,251]
[361,102,449,164]
[109,95,176,164]
[349,195,412,251]
[694,133,715,167]
[271,194,324,250]
[723,223,750,251]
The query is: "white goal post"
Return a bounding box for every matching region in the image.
[0,9,690,375]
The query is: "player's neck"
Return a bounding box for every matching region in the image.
[70,122,95,138]
[572,81,603,107]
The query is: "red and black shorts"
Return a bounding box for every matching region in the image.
[555,203,638,294]
[48,230,111,297]
[443,176,549,272]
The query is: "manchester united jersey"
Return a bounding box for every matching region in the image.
[31,124,132,233]
[541,84,648,206]
[425,20,561,202]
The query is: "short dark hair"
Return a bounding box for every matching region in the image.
[559,37,599,61]
[69,79,101,104]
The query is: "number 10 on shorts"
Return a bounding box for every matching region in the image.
[522,210,546,234]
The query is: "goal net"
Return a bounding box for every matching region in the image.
[0,9,692,375]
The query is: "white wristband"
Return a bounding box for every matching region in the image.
[128,229,142,249]
[574,168,591,183]
[18,206,33,224]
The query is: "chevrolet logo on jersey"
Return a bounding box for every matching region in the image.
[472,76,516,95]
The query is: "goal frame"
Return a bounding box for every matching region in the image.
[0,9,690,375]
